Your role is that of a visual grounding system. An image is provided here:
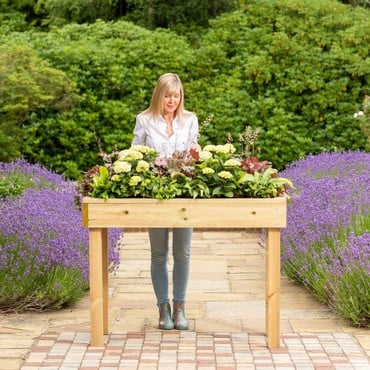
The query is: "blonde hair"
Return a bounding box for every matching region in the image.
[144,73,185,121]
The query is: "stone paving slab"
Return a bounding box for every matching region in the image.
[20,331,370,369]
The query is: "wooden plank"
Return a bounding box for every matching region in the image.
[265,228,281,348]
[89,228,104,347]
[102,228,109,335]
[82,198,286,228]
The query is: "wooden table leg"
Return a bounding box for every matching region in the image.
[102,228,109,334]
[265,228,281,349]
[89,228,105,347]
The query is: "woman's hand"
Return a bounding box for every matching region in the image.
[190,143,201,152]
[188,143,201,160]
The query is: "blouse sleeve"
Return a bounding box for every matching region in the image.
[189,113,199,145]
[131,114,146,146]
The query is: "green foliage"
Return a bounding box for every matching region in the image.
[82,143,293,200]
[124,0,236,29]
[333,266,370,326]
[0,264,88,311]
[354,95,370,150]
[0,4,28,32]
[0,44,77,162]
[188,0,370,169]
[0,168,51,199]
[339,0,370,8]
[0,0,369,178]
[37,0,118,25]
[0,21,195,177]
[1,0,237,28]
[0,0,118,27]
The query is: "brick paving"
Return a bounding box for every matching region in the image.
[21,331,370,369]
[1,231,369,369]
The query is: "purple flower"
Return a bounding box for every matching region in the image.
[280,151,370,326]
[0,160,121,311]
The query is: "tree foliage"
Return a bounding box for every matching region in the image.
[124,0,236,29]
[0,0,369,178]
[339,0,369,8]
[37,0,118,25]
[0,44,77,162]
[0,0,237,27]
[188,0,370,168]
[0,21,195,177]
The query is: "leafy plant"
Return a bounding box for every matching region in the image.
[79,127,293,200]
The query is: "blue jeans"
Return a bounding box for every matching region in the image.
[148,228,192,306]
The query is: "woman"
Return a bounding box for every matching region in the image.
[131,73,200,330]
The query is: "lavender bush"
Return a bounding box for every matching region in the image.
[280,151,370,327]
[0,160,121,312]
[0,158,71,198]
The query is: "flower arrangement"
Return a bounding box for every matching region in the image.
[79,127,293,200]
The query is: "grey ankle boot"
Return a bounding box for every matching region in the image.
[173,302,189,330]
[158,303,174,330]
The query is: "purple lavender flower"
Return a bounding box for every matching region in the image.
[0,158,73,197]
[280,151,370,326]
[0,159,121,311]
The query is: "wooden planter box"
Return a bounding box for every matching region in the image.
[82,197,287,348]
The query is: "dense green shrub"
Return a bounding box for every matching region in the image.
[188,0,370,168]
[0,0,369,177]
[1,0,237,29]
[0,21,195,178]
[0,5,28,32]
[0,44,77,162]
[340,0,370,8]
[39,0,117,25]
[124,0,236,29]
[0,0,117,27]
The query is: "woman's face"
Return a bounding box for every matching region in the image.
[162,89,181,116]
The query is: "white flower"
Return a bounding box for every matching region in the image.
[199,150,213,161]
[136,160,150,173]
[112,160,132,173]
[224,143,236,153]
[131,145,157,155]
[218,171,233,179]
[203,144,217,152]
[353,111,364,118]
[129,175,142,186]
[202,167,215,175]
[117,150,131,160]
[215,145,230,154]
[224,159,241,167]
[111,174,121,181]
[118,149,143,161]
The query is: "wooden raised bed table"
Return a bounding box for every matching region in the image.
[82,197,287,348]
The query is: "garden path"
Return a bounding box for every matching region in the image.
[1,230,369,369]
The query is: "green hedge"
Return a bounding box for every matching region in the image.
[0,21,196,177]
[188,0,370,168]
[0,0,369,178]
